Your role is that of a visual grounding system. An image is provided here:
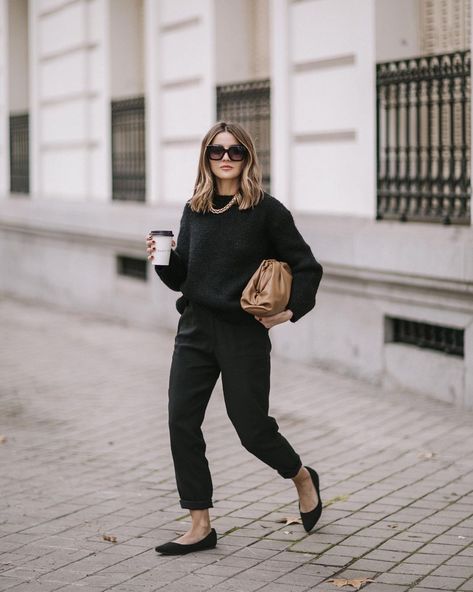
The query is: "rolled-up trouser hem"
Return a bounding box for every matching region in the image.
[180,499,214,510]
[279,460,303,479]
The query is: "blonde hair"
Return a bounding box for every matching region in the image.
[188,121,265,213]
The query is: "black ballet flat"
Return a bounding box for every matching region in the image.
[155,528,217,555]
[298,465,322,532]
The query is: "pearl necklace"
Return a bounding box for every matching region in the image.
[209,192,240,214]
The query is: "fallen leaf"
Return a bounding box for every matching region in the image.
[387,523,398,528]
[327,577,375,590]
[102,534,117,543]
[276,516,302,526]
[324,494,350,507]
[417,450,436,459]
[0,435,7,444]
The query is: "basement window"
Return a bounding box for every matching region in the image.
[387,317,464,358]
[117,255,147,281]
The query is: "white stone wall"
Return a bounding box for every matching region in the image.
[268,0,473,408]
[0,0,8,197]
[375,0,421,61]
[272,215,473,409]
[28,0,110,200]
[110,0,144,99]
[152,0,215,204]
[8,0,29,111]
[214,0,269,84]
[215,0,253,84]
[271,0,376,217]
[0,0,472,409]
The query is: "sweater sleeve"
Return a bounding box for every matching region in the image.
[154,202,190,292]
[267,201,323,323]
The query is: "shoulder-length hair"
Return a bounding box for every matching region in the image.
[188,121,265,213]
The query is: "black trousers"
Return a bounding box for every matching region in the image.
[167,300,303,510]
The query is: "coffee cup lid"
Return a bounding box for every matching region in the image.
[150,230,173,236]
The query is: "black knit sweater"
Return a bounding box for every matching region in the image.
[154,191,323,326]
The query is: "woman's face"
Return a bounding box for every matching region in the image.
[207,131,246,186]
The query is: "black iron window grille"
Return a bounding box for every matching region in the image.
[9,113,29,194]
[388,316,464,357]
[116,255,148,281]
[376,50,470,225]
[111,96,146,202]
[216,79,270,193]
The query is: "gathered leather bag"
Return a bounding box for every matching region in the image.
[240,259,292,316]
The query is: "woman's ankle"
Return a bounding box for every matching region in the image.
[189,509,211,530]
[292,466,309,486]
[189,523,212,534]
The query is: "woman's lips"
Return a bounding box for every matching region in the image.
[221,166,233,170]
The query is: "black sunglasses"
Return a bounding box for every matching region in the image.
[206,144,248,161]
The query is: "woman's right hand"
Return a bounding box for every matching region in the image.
[146,234,176,260]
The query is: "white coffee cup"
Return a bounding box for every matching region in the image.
[150,230,174,265]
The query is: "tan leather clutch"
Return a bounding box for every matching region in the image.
[240,259,293,316]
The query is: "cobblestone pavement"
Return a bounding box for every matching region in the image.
[1,296,473,592]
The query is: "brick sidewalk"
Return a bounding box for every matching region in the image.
[0,296,472,592]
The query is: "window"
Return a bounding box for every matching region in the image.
[387,316,464,357]
[116,255,147,281]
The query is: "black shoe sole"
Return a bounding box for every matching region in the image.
[298,466,322,532]
[155,528,217,555]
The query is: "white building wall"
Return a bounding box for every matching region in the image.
[0,0,9,197]
[419,0,471,53]
[215,0,253,84]
[153,0,216,204]
[271,0,376,217]
[270,0,473,409]
[0,0,472,409]
[249,0,270,80]
[110,0,144,99]
[8,0,29,111]
[375,0,421,61]
[30,0,110,200]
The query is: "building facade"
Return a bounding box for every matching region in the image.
[0,0,472,408]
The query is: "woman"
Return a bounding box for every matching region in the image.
[146,121,324,555]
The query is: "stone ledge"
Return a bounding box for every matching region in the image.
[1,195,472,285]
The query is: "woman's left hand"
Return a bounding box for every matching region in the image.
[255,309,293,329]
